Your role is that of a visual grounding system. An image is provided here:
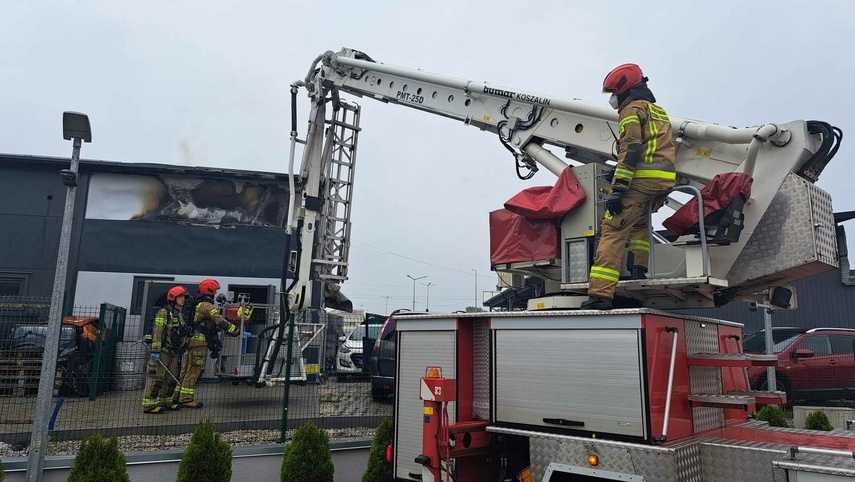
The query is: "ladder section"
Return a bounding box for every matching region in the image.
[315,102,361,283]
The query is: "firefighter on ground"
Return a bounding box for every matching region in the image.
[581,64,676,310]
[172,278,239,408]
[142,286,189,414]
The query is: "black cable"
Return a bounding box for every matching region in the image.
[606,122,620,160]
[496,120,536,180]
[532,262,561,282]
[798,121,843,182]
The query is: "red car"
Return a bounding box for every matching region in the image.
[745,327,855,402]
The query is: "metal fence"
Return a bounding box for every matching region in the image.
[0,297,391,453]
[4,293,855,452]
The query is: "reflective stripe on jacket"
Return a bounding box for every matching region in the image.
[613,99,676,191]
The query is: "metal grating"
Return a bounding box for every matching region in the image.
[684,320,719,355]
[674,444,703,482]
[529,434,701,482]
[809,182,838,267]
[700,442,786,482]
[472,319,490,421]
[684,320,724,432]
[729,172,835,288]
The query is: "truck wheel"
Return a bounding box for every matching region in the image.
[758,374,792,401]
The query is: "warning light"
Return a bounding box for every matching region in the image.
[587,454,599,466]
[425,366,442,378]
[386,444,393,463]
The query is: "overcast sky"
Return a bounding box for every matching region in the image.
[2,1,853,314]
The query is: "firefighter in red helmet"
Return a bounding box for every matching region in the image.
[581,64,676,310]
[172,278,239,408]
[142,285,189,413]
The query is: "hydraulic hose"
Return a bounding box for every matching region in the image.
[286,82,303,235]
[741,124,785,178]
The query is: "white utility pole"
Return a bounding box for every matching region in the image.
[407,275,426,312]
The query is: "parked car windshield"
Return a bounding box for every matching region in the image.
[350,324,382,341]
[743,329,805,353]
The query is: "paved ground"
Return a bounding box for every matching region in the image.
[0,377,392,444]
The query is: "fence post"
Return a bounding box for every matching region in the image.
[280,312,296,442]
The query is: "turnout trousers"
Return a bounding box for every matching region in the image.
[142,351,180,410]
[173,344,207,404]
[588,179,674,299]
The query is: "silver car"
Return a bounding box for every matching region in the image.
[336,323,382,375]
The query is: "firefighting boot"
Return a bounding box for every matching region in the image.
[182,401,204,409]
[144,405,165,414]
[165,401,182,411]
[629,266,647,280]
[580,295,614,310]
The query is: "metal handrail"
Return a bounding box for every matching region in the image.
[648,185,709,278]
[659,326,679,442]
[790,446,855,460]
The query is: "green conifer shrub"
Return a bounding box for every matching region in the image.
[805,410,833,431]
[176,419,233,482]
[755,405,789,427]
[280,421,335,482]
[67,434,130,482]
[362,419,393,482]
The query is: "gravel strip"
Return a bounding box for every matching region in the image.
[0,427,376,458]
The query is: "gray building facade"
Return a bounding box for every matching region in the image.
[0,153,297,337]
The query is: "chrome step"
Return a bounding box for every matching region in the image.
[689,394,756,410]
[687,353,777,367]
[728,390,787,405]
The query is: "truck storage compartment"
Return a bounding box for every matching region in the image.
[493,328,647,438]
[394,329,456,481]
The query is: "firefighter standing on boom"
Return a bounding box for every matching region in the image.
[171,278,240,408]
[142,286,189,414]
[581,64,676,310]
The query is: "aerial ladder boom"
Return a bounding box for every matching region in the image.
[283,47,842,317]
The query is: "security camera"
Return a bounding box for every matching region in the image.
[748,301,758,312]
[59,169,77,187]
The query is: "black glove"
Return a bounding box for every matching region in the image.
[606,191,624,216]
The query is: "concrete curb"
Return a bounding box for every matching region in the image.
[2,438,373,472]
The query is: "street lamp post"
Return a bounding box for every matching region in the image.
[384,295,390,315]
[471,268,478,309]
[421,282,434,312]
[27,112,91,482]
[407,275,426,312]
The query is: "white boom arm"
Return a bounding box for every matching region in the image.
[284,47,840,313]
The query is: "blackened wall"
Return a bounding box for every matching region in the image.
[0,163,70,296]
[1,154,295,304]
[78,220,286,278]
[683,269,855,334]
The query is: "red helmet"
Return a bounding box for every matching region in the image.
[167,286,190,302]
[198,279,220,296]
[603,63,645,95]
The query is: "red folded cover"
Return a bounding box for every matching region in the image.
[662,172,753,235]
[503,167,586,219]
[489,209,560,265]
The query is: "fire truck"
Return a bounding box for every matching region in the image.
[271,48,853,480]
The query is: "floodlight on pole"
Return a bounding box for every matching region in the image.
[28,112,91,482]
[421,282,434,312]
[407,275,427,312]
